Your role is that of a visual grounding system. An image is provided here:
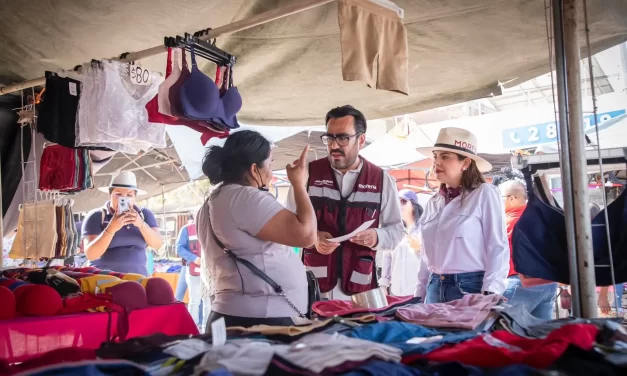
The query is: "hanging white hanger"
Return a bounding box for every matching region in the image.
[368,0,404,18]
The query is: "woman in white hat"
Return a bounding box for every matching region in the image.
[415,127,509,303]
[81,171,163,275]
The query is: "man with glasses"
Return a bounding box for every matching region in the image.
[286,105,403,300]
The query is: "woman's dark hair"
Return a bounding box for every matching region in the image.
[411,202,424,224]
[202,130,272,186]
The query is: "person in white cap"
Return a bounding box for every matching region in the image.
[379,189,424,296]
[415,127,509,303]
[81,171,163,275]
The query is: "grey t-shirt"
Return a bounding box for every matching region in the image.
[197,184,308,318]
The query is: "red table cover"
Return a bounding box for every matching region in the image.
[0,303,197,364]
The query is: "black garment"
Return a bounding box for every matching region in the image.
[37,71,111,151]
[550,345,627,375]
[513,168,627,285]
[1,122,31,218]
[208,311,294,329]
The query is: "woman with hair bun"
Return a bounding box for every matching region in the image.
[196,130,316,328]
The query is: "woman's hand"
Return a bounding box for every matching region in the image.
[126,209,145,229]
[286,145,310,188]
[598,288,611,315]
[107,212,134,233]
[408,235,422,254]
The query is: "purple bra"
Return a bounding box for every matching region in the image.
[179,46,242,129]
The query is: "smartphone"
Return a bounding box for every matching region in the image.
[118,197,130,214]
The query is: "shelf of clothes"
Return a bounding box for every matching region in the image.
[35,33,239,162]
[3,293,627,375]
[8,199,79,261]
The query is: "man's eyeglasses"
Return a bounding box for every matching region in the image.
[320,133,362,147]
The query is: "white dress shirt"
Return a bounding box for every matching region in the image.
[415,183,510,298]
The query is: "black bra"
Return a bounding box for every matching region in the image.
[512,168,627,285]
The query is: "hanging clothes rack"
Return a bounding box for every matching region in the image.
[0,0,335,96]
[511,147,627,174]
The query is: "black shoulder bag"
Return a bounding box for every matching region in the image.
[207,214,319,319]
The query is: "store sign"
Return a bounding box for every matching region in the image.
[501,109,626,149]
[128,64,152,85]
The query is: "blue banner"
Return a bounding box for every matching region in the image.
[501,109,626,149]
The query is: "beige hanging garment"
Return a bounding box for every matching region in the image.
[10,201,58,259]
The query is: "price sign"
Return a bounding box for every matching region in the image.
[501,109,626,149]
[128,64,152,85]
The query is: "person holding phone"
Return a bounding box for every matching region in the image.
[81,171,163,275]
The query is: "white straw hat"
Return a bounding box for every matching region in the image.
[416,127,492,172]
[98,171,146,195]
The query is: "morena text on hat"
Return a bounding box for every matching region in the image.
[454,140,477,153]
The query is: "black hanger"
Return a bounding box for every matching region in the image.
[164,33,235,67]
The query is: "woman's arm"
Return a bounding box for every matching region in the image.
[256,182,317,247]
[83,211,130,261]
[134,209,163,250]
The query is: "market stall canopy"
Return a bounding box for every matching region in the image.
[1,0,626,125]
[62,142,190,214]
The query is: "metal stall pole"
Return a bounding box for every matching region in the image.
[553,0,597,318]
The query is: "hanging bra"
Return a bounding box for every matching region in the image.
[179,46,242,128]
[512,168,627,285]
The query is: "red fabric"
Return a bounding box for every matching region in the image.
[0,286,16,320]
[0,304,197,364]
[505,204,526,276]
[124,303,198,339]
[0,312,118,364]
[312,295,414,317]
[403,324,598,369]
[38,144,76,190]
[60,293,124,315]
[303,157,384,294]
[1,347,96,376]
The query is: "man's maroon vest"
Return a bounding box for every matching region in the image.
[302,157,383,295]
[187,224,201,276]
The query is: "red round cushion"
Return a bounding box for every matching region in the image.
[108,281,148,310]
[144,278,176,306]
[0,287,16,320]
[16,285,63,316]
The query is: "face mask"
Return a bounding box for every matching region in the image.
[255,166,269,192]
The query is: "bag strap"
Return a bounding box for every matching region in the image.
[206,211,306,318]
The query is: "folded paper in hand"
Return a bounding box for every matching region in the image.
[328,220,376,243]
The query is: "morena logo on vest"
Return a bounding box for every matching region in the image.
[358,184,377,190]
[314,180,334,187]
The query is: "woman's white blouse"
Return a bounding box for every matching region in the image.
[415,183,510,298]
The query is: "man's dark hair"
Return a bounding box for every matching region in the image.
[325,105,367,134]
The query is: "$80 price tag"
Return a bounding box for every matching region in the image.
[128,64,152,86]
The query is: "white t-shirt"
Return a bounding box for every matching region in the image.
[196,185,308,318]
